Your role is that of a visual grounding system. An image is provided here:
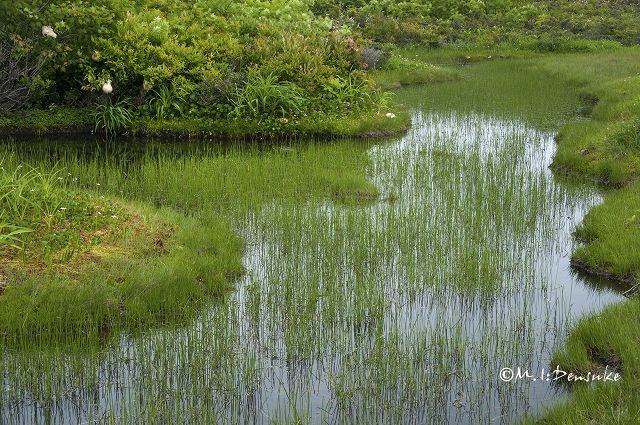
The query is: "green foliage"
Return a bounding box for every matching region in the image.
[4,0,637,134]
[233,73,306,119]
[146,85,190,119]
[315,0,640,46]
[93,101,133,134]
[320,75,374,112]
[0,163,63,225]
[0,0,390,132]
[0,224,33,250]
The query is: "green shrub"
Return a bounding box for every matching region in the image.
[93,101,133,134]
[0,224,33,250]
[145,83,192,119]
[232,73,306,119]
[3,0,640,129]
[1,0,367,119]
[320,74,374,112]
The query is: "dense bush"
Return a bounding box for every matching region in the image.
[0,41,48,113]
[314,0,640,46]
[0,0,382,128]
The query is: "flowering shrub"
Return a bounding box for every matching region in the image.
[1,0,381,123]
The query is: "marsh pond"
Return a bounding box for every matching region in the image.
[0,60,628,424]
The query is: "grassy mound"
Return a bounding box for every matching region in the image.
[0,161,242,340]
[525,298,640,424]
[516,48,640,425]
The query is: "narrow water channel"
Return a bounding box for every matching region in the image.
[0,61,627,424]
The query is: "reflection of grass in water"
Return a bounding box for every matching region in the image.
[0,59,606,424]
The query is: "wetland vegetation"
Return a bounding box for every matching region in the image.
[2,1,640,424]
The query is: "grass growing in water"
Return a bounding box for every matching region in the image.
[0,57,625,423]
[507,48,640,425]
[371,54,461,90]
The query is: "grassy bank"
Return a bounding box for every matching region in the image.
[524,296,640,424]
[0,106,411,139]
[0,157,243,341]
[514,49,640,423]
[534,49,640,284]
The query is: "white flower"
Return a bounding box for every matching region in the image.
[42,26,57,39]
[386,112,396,119]
[102,80,113,95]
[59,207,67,211]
